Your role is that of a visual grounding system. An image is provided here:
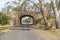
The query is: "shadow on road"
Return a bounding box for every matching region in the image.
[10,24,33,31]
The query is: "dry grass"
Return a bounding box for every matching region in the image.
[37,29,60,40]
[0,24,14,35]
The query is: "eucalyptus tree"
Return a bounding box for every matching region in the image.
[11,0,22,11]
[44,2,52,14]
[12,0,31,11]
[5,2,11,12]
[6,5,13,12]
[5,0,39,12]
[21,0,30,11]
[58,0,60,11]
[38,0,50,29]
[21,0,39,11]
[32,3,40,11]
[5,1,15,12]
[51,0,60,29]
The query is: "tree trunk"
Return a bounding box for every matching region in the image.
[38,0,50,29]
[51,0,60,29]
[58,0,60,10]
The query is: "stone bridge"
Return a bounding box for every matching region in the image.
[15,11,41,26]
[8,11,42,26]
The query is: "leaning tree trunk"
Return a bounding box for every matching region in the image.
[58,0,60,16]
[58,0,60,10]
[38,0,50,29]
[51,0,60,29]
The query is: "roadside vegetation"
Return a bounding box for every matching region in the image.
[0,0,60,39]
[0,12,10,35]
[0,12,9,25]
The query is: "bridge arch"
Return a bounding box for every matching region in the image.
[20,15,34,25]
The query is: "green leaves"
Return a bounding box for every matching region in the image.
[0,13,9,25]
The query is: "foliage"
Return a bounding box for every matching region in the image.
[2,0,40,12]
[0,13,9,25]
[35,14,55,29]
[13,6,21,11]
[39,18,45,25]
[47,14,55,25]
[44,2,52,13]
[24,17,31,23]
[1,0,60,29]
[24,19,30,23]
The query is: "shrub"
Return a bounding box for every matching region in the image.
[0,13,9,25]
[36,14,55,29]
[39,18,45,25]
[47,14,55,25]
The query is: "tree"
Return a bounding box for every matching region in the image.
[44,2,52,14]
[21,0,30,11]
[32,3,40,11]
[5,2,13,12]
[38,0,51,29]
[51,0,60,29]
[0,12,9,25]
[58,0,60,11]
[5,0,39,12]
[12,0,21,11]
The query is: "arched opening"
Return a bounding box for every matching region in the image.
[20,15,34,25]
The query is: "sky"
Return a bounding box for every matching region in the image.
[0,0,50,12]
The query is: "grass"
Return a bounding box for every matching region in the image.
[45,29,60,36]
[35,22,60,40]
[37,29,60,40]
[0,27,9,30]
[0,26,12,35]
